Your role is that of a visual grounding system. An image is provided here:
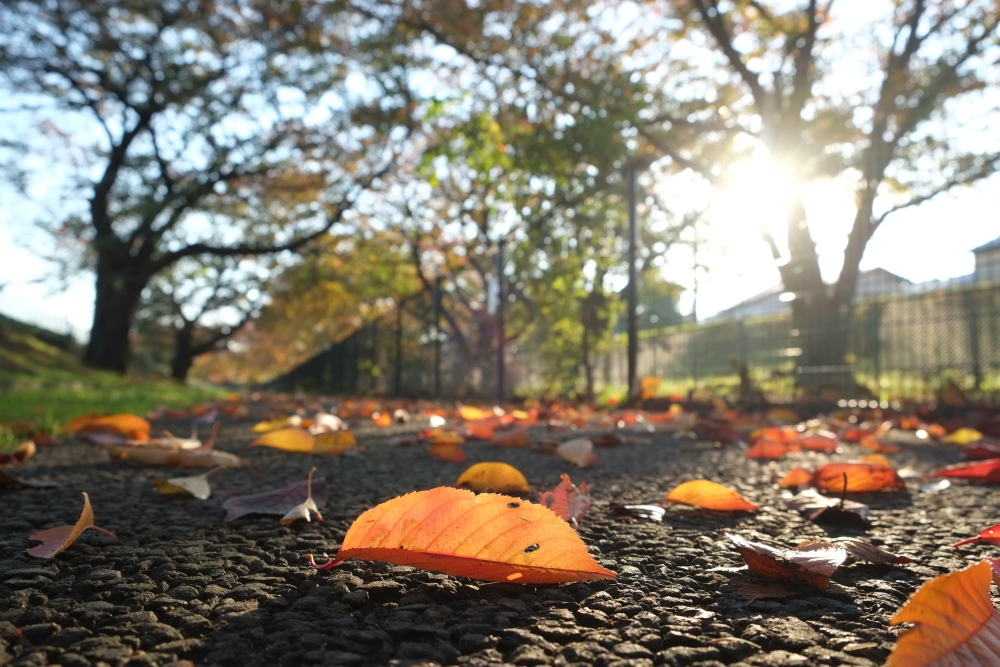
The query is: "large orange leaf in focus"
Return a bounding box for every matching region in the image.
[456,462,530,494]
[886,560,1000,667]
[665,480,757,511]
[252,428,315,452]
[311,487,616,584]
[69,414,150,441]
[811,462,905,492]
[26,492,115,559]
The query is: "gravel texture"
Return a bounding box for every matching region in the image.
[1,405,998,667]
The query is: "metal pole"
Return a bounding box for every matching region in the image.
[626,165,639,402]
[433,276,442,397]
[496,241,506,401]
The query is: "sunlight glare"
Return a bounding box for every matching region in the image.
[712,153,797,255]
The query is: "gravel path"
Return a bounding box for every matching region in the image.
[1,405,997,667]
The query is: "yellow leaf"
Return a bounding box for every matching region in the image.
[252,428,315,452]
[456,462,530,494]
[943,427,984,445]
[313,431,357,454]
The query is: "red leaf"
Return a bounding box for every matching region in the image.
[538,474,591,525]
[726,533,845,589]
[932,458,1000,482]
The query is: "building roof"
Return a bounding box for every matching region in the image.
[973,236,1000,254]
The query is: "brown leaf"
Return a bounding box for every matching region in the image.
[0,468,58,488]
[26,492,115,558]
[726,533,845,588]
[785,488,869,527]
[222,473,328,522]
[796,538,913,565]
[279,468,323,525]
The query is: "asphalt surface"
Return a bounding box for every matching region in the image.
[1,403,997,667]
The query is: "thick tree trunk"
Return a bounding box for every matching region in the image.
[170,325,195,382]
[581,325,594,400]
[789,294,857,398]
[83,253,147,373]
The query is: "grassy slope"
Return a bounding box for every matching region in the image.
[0,323,227,446]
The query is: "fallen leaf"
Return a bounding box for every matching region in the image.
[26,492,115,558]
[608,504,668,522]
[421,427,465,446]
[308,487,616,584]
[311,412,347,434]
[557,438,598,468]
[456,462,530,494]
[153,469,217,500]
[886,560,1000,667]
[799,432,839,453]
[797,537,912,564]
[313,431,357,454]
[962,443,1000,460]
[429,442,467,463]
[252,415,302,433]
[726,533,845,588]
[493,427,531,447]
[0,468,59,488]
[460,420,496,440]
[459,405,492,421]
[952,525,1000,548]
[943,427,984,445]
[279,468,324,524]
[666,480,757,511]
[785,488,869,528]
[222,473,328,522]
[252,428,315,453]
[860,453,892,467]
[779,467,813,487]
[746,437,789,460]
[539,474,591,526]
[931,458,1000,483]
[110,443,246,468]
[811,462,905,492]
[70,413,150,441]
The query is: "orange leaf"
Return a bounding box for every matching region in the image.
[860,453,892,467]
[538,474,591,525]
[665,480,757,511]
[252,428,315,452]
[493,427,531,447]
[779,467,813,487]
[311,487,616,584]
[313,431,357,455]
[372,412,392,427]
[746,437,789,460]
[459,405,492,421]
[430,442,467,463]
[69,413,150,441]
[26,492,115,559]
[886,560,1000,667]
[859,435,900,453]
[422,428,465,446]
[811,462,905,492]
[456,462,530,494]
[460,420,496,440]
[799,432,838,452]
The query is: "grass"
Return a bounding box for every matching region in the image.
[0,322,229,450]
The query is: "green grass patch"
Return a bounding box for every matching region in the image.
[0,324,229,450]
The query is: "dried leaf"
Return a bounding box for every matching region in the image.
[952,525,1000,548]
[110,444,246,468]
[70,413,150,441]
[931,458,1000,483]
[799,432,838,453]
[252,428,315,452]
[746,437,789,460]
[429,442,467,463]
[421,428,465,446]
[886,560,1000,667]
[779,467,813,487]
[222,474,328,522]
[26,492,115,558]
[726,533,845,588]
[785,488,869,528]
[608,504,667,522]
[456,462,530,494]
[666,480,757,511]
[557,438,598,468]
[252,416,302,433]
[279,468,323,525]
[0,468,59,488]
[493,427,531,447]
[308,487,616,584]
[811,462,905,492]
[313,431,357,454]
[797,538,912,564]
[153,469,216,500]
[943,428,984,445]
[538,474,591,525]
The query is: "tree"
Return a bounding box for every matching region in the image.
[135,257,265,382]
[0,0,397,372]
[659,0,1000,392]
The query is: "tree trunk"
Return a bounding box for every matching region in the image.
[83,253,147,373]
[581,324,594,400]
[789,294,859,399]
[171,324,195,382]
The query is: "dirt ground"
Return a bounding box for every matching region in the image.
[1,406,997,667]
